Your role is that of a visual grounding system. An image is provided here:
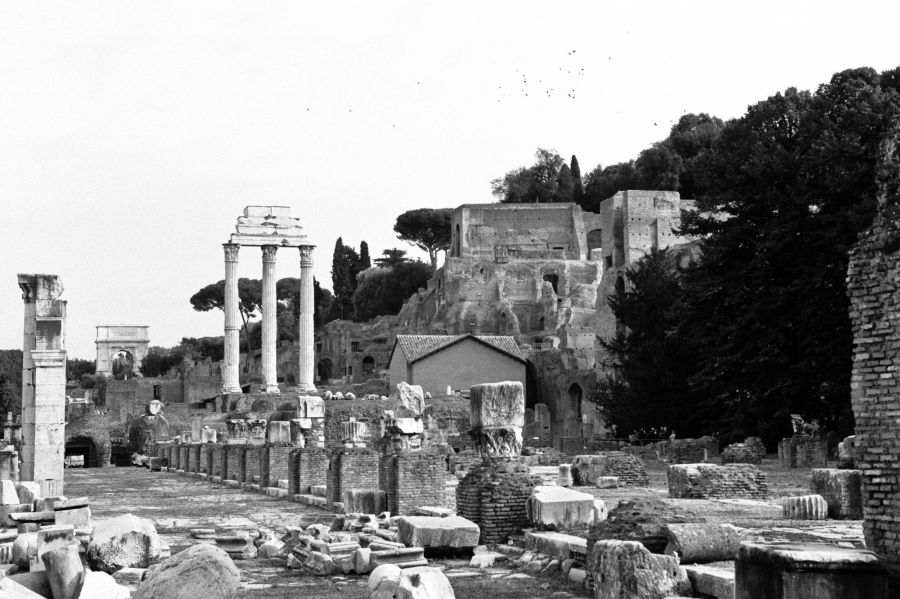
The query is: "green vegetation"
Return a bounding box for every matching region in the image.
[594,66,900,447]
[393,208,453,269]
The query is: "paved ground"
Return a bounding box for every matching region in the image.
[64,459,864,598]
[65,467,590,598]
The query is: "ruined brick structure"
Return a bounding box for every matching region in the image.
[847,124,900,582]
[778,435,827,468]
[456,459,534,544]
[289,448,328,495]
[379,451,447,515]
[667,463,768,500]
[326,448,380,506]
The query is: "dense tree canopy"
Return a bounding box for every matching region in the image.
[394,208,453,269]
[352,260,433,322]
[330,238,364,321]
[594,66,900,447]
[190,278,261,353]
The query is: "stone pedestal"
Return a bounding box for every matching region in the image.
[18,274,67,497]
[0,447,19,482]
[778,435,827,468]
[735,543,888,599]
[810,468,863,519]
[456,459,532,544]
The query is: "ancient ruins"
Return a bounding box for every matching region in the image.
[0,176,897,599]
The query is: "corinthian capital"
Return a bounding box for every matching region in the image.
[223,243,240,261]
[261,245,278,262]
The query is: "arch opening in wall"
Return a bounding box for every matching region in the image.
[362,356,375,376]
[110,439,132,467]
[454,224,461,257]
[111,350,134,380]
[543,274,559,294]
[587,229,602,259]
[317,358,333,383]
[65,436,99,468]
[567,383,583,420]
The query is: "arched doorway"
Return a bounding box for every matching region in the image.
[543,274,559,294]
[110,439,132,466]
[317,358,333,383]
[111,350,134,380]
[567,383,583,420]
[361,356,375,376]
[587,229,602,259]
[65,436,99,468]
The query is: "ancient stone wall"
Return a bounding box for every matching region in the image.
[778,436,827,468]
[667,463,768,499]
[847,126,900,580]
[380,452,447,515]
[456,460,533,543]
[572,451,649,487]
[244,446,262,483]
[263,445,291,487]
[289,447,328,495]
[326,448,380,505]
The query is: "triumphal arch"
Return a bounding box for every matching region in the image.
[95,325,150,376]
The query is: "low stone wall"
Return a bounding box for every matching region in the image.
[667,463,767,499]
[663,437,720,464]
[811,468,863,519]
[721,443,761,465]
[778,436,827,468]
[572,452,649,487]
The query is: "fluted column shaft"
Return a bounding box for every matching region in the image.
[297,245,316,393]
[222,244,242,394]
[261,245,279,393]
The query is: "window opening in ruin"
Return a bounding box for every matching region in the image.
[454,224,460,257]
[153,385,161,400]
[587,229,603,259]
[374,337,387,345]
[316,342,323,353]
[317,358,333,382]
[362,356,375,375]
[500,312,507,333]
[351,341,360,352]
[539,316,545,329]
[568,383,583,419]
[543,274,559,294]
[347,365,353,376]
[605,256,613,270]
[651,219,659,251]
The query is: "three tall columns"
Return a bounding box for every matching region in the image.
[221,243,316,395]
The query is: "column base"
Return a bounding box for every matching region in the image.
[296,383,317,394]
[264,384,281,394]
[222,385,242,394]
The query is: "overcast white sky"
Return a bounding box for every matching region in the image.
[1,1,898,359]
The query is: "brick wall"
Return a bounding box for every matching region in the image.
[667,464,767,499]
[179,446,189,471]
[224,445,246,482]
[847,148,900,581]
[188,444,201,473]
[289,448,329,495]
[210,445,224,477]
[380,452,447,515]
[264,446,291,487]
[457,459,533,543]
[244,446,262,484]
[327,448,380,505]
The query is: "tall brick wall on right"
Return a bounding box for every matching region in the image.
[847,128,900,581]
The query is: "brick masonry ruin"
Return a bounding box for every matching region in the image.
[667,463,768,500]
[847,123,900,582]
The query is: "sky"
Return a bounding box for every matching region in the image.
[1,1,898,359]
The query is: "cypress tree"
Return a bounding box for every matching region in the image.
[571,155,585,208]
[359,241,371,270]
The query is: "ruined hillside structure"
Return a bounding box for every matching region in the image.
[92,191,699,454]
[315,191,699,448]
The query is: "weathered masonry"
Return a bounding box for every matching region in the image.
[847,125,900,587]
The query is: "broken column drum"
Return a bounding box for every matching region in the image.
[456,381,533,543]
[221,206,316,395]
[18,274,67,496]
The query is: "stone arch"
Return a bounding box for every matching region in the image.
[587,229,602,259]
[567,383,583,419]
[362,355,375,376]
[317,358,333,382]
[543,273,560,295]
[65,409,112,467]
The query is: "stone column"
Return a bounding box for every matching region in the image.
[261,245,279,394]
[18,274,67,496]
[222,244,242,394]
[297,245,316,393]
